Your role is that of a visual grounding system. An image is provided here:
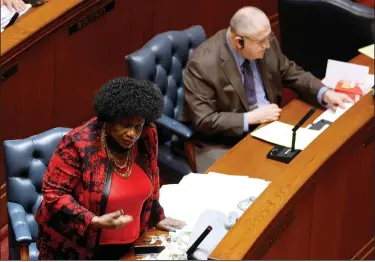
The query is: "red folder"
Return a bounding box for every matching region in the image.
[334,80,364,100]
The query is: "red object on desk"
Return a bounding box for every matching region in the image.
[334,80,364,100]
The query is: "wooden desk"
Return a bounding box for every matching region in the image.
[207,54,374,260]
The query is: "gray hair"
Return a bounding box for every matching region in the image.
[229,7,270,36]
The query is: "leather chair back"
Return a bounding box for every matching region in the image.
[126,25,206,144]
[279,0,374,78]
[4,127,71,260]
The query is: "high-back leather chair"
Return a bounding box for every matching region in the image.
[279,0,374,79]
[4,128,71,260]
[126,25,207,181]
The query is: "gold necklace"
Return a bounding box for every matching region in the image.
[100,124,133,179]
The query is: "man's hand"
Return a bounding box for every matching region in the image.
[246,103,282,125]
[323,90,354,111]
[90,209,133,229]
[156,217,186,232]
[1,0,26,11]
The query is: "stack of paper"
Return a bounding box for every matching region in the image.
[159,172,270,230]
[322,59,373,97]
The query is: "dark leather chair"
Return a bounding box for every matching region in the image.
[279,0,375,79]
[4,128,71,260]
[126,25,207,182]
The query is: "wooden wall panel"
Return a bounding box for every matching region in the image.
[0,34,55,228]
[245,184,315,260]
[151,0,279,39]
[339,123,374,259]
[53,0,154,128]
[0,185,7,230]
[310,120,374,259]
[150,0,217,38]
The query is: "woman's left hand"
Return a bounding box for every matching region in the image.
[156,217,186,232]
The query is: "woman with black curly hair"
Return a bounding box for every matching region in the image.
[35,77,185,260]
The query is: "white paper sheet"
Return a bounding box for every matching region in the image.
[359,44,374,59]
[322,59,369,88]
[159,173,270,230]
[250,121,325,150]
[310,102,354,125]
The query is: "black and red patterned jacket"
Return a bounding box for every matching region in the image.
[35,117,165,260]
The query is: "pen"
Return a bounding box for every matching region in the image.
[5,12,19,29]
[186,226,212,259]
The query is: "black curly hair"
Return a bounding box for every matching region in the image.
[94,77,164,123]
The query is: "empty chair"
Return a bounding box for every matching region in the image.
[126,25,207,182]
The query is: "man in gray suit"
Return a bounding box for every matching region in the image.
[179,6,352,172]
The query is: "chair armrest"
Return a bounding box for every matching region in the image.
[7,202,32,243]
[156,115,193,140]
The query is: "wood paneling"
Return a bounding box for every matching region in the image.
[53,0,153,128]
[246,184,315,260]
[151,0,279,39]
[0,33,55,142]
[0,185,7,229]
[310,120,374,259]
[0,34,55,228]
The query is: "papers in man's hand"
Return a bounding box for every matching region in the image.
[251,121,326,150]
[159,172,270,230]
[359,44,374,59]
[1,4,32,32]
[311,102,354,125]
[322,59,369,88]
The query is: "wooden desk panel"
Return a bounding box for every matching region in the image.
[247,184,315,260]
[151,0,280,40]
[52,0,153,128]
[310,118,374,259]
[0,34,55,228]
[310,117,375,260]
[208,56,374,259]
[0,0,81,62]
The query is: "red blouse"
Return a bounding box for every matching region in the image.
[100,162,153,244]
[35,118,165,260]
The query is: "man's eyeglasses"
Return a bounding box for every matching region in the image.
[241,34,274,49]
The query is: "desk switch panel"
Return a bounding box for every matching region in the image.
[0,63,18,83]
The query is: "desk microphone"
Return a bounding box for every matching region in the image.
[267,107,316,164]
[186,226,212,260]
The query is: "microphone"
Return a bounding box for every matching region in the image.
[267,108,316,164]
[186,226,212,260]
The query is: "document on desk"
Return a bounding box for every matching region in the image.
[251,121,325,150]
[322,59,369,88]
[311,102,354,125]
[358,44,374,59]
[1,4,32,32]
[159,172,270,230]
